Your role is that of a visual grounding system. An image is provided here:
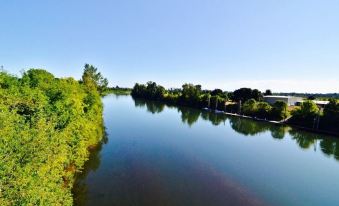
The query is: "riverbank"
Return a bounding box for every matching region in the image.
[132,93,339,138]
[204,108,339,137]
[130,81,339,137]
[0,69,105,205]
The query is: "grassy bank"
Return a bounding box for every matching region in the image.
[0,68,105,205]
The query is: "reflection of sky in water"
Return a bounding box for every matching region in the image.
[73,95,339,206]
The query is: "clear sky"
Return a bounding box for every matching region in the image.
[1,0,338,93]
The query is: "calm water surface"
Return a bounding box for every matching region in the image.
[73,94,339,206]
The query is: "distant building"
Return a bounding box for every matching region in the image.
[263,95,303,106]
[312,100,329,107]
[295,100,330,108]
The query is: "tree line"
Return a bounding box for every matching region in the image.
[131,81,339,134]
[131,82,288,120]
[0,64,107,205]
[289,98,339,133]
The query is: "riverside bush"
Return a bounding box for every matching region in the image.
[0,68,104,205]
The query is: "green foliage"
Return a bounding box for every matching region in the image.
[131,82,165,101]
[102,87,131,96]
[179,83,202,106]
[232,88,263,102]
[242,99,257,116]
[289,100,319,127]
[210,89,228,99]
[209,95,225,110]
[131,81,339,134]
[271,101,289,120]
[131,81,228,110]
[256,102,272,118]
[264,89,272,96]
[82,64,108,94]
[242,99,287,120]
[0,69,104,205]
[320,99,339,132]
[292,101,319,117]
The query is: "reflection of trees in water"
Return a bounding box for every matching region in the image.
[288,129,317,149]
[230,117,339,162]
[146,102,164,114]
[132,97,339,162]
[133,98,165,114]
[288,129,339,161]
[72,134,108,205]
[319,138,339,160]
[201,111,228,126]
[134,97,147,108]
[112,94,129,100]
[270,126,287,140]
[229,117,290,140]
[177,107,201,126]
[229,117,272,136]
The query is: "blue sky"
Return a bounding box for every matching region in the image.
[1,0,338,93]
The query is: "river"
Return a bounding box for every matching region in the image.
[73,94,339,206]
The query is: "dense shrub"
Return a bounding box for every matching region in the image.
[320,99,339,133]
[241,99,287,120]
[289,100,319,127]
[0,68,104,205]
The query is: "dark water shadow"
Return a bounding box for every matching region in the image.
[72,133,108,205]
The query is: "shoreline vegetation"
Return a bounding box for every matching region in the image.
[131,81,339,136]
[0,64,108,205]
[102,87,131,96]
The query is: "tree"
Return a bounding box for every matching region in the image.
[211,89,223,96]
[180,83,202,106]
[21,69,54,89]
[321,99,339,132]
[264,89,272,96]
[299,100,319,116]
[131,81,165,100]
[252,89,263,101]
[210,95,224,110]
[271,100,289,120]
[232,88,263,102]
[0,68,104,205]
[256,102,272,118]
[82,64,108,93]
[290,100,319,127]
[242,99,257,115]
[233,88,253,102]
[307,95,316,100]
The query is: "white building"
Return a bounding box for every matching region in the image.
[263,95,303,106]
[312,100,329,107]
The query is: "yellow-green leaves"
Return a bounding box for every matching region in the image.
[0,69,104,205]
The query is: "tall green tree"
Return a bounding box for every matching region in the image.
[242,99,257,116]
[321,99,339,132]
[232,88,263,102]
[264,89,272,96]
[82,64,108,93]
[256,102,272,118]
[290,100,319,127]
[271,101,289,120]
